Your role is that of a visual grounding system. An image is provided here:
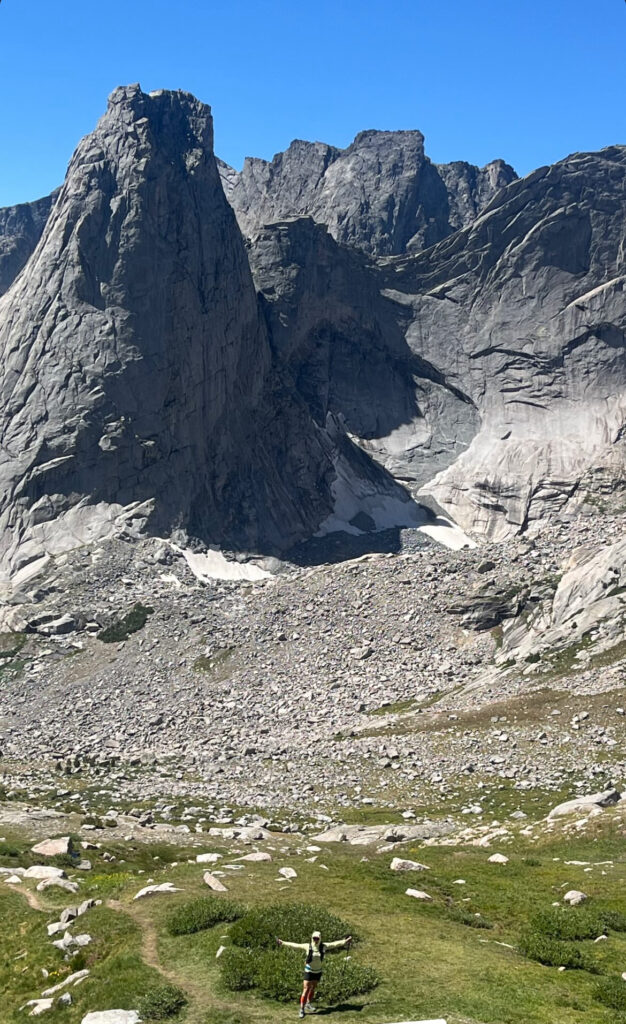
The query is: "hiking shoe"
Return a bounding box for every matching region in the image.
[306,1005,317,1013]
[299,1009,305,1019]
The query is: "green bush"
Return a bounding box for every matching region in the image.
[600,909,626,933]
[314,957,379,1004]
[593,976,626,1011]
[532,907,626,941]
[166,897,245,936]
[220,901,376,1005]
[0,842,21,859]
[446,906,493,929]
[228,901,354,950]
[220,945,378,1004]
[519,930,598,972]
[98,603,154,643]
[219,948,258,991]
[137,982,187,1020]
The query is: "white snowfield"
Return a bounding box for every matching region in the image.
[175,546,271,582]
[315,465,475,552]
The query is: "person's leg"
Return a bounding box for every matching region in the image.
[306,980,318,1009]
[300,981,310,1016]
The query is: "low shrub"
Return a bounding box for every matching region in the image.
[593,976,626,1011]
[446,906,493,929]
[219,948,258,991]
[519,930,598,972]
[315,957,379,1004]
[98,603,154,643]
[601,909,626,933]
[220,901,376,1005]
[166,897,245,936]
[0,842,21,858]
[228,901,354,950]
[532,907,626,941]
[137,982,187,1020]
[219,945,378,1003]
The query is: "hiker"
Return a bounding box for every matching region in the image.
[277,929,352,1017]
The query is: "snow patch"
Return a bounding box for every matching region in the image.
[176,547,270,582]
[316,462,475,551]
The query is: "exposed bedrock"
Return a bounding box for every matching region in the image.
[379,147,626,537]
[0,190,59,297]
[221,130,516,256]
[0,85,419,583]
[249,216,480,490]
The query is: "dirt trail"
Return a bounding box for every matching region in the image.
[16,886,44,911]
[106,898,207,1002]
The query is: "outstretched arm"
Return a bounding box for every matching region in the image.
[277,939,309,950]
[325,935,352,950]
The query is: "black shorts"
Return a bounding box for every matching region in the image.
[303,970,322,983]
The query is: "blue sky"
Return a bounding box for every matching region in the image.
[0,0,624,206]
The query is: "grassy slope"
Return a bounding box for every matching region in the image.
[2,814,626,1024]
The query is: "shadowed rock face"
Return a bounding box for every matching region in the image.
[249,216,480,489]
[221,130,517,256]
[247,148,626,539]
[0,191,59,297]
[0,86,369,574]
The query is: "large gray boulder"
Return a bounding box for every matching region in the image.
[548,788,621,819]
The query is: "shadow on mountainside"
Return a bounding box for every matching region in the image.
[283,511,459,567]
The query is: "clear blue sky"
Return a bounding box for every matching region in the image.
[0,0,624,206]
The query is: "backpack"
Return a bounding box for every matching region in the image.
[306,943,325,963]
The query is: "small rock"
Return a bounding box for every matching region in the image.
[24,866,66,880]
[488,854,509,864]
[278,866,297,879]
[80,1013,141,1024]
[564,890,587,906]
[405,888,432,900]
[21,999,54,1017]
[133,882,182,900]
[390,858,430,872]
[203,872,228,892]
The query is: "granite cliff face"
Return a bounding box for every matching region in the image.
[385,147,626,537]
[1,86,421,586]
[249,216,480,490]
[221,131,516,255]
[0,190,59,297]
[247,147,626,538]
[0,86,623,581]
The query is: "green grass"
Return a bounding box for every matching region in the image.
[0,892,162,1024]
[97,603,154,643]
[3,805,626,1023]
[366,699,417,716]
[166,898,245,936]
[193,648,235,676]
[0,631,28,681]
